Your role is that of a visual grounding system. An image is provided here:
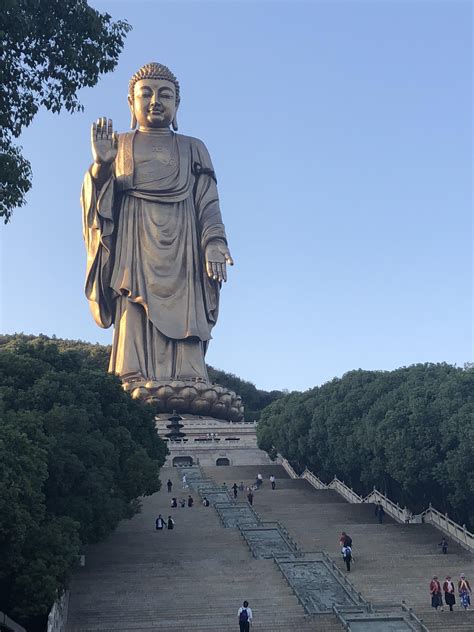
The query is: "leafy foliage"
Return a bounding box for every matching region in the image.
[257,364,474,528]
[0,0,131,222]
[0,334,167,625]
[207,365,282,421]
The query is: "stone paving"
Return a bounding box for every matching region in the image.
[65,463,474,631]
[205,465,474,632]
[66,465,336,631]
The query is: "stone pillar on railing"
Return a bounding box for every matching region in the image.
[47,591,69,632]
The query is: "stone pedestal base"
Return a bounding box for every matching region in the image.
[155,415,274,466]
[123,379,244,422]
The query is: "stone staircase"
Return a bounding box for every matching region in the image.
[66,465,344,631]
[204,465,474,631]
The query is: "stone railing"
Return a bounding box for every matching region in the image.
[400,602,431,632]
[301,467,326,489]
[47,591,69,632]
[329,477,364,504]
[281,458,474,552]
[280,457,299,479]
[0,612,26,632]
[363,488,412,524]
[419,504,474,551]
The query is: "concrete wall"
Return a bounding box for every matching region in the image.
[156,415,272,466]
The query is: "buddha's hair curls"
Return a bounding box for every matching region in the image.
[128,62,180,104]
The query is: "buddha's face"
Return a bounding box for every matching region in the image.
[129,78,177,129]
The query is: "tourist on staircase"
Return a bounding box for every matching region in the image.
[167,516,174,530]
[187,495,194,507]
[202,496,210,506]
[232,482,238,499]
[167,479,173,493]
[438,536,448,554]
[171,497,177,508]
[270,474,276,490]
[443,575,456,611]
[342,544,352,572]
[375,501,385,523]
[339,531,352,548]
[237,600,253,631]
[155,515,165,531]
[458,573,471,610]
[429,576,443,611]
[247,488,254,505]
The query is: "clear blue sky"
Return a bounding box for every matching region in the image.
[1,0,472,392]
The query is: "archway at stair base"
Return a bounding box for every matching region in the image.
[216,457,230,466]
[172,456,194,467]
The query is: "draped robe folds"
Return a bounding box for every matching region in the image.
[81,130,228,383]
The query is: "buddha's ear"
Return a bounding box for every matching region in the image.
[128,95,137,129]
[172,100,179,131]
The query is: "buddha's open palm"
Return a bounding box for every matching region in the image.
[91,117,118,165]
[205,240,234,283]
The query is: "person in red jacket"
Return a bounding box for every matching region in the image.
[430,576,443,611]
[339,531,352,548]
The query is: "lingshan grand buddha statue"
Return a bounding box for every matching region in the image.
[81,62,243,421]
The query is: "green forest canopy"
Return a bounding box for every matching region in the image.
[257,363,474,529]
[0,334,283,421]
[0,334,167,627]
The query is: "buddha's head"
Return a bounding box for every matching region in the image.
[128,62,180,130]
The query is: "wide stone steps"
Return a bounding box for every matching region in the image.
[415,609,474,630]
[210,464,290,480]
[67,465,345,631]
[66,463,473,631]
[204,465,474,631]
[67,618,339,632]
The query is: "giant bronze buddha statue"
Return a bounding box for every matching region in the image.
[81,62,243,421]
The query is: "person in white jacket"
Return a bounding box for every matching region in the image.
[237,600,252,631]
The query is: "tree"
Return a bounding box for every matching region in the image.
[207,365,282,421]
[0,334,167,626]
[0,0,131,222]
[257,363,474,528]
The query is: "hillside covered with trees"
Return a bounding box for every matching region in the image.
[0,334,167,628]
[257,363,474,528]
[207,366,282,421]
[0,335,282,422]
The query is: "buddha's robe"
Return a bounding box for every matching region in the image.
[81,130,228,382]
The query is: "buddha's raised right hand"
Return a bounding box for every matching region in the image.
[91,117,118,166]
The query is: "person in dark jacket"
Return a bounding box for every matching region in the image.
[375,502,385,523]
[443,575,456,611]
[339,531,352,548]
[167,516,174,530]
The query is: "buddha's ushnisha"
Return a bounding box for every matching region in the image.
[82,62,233,387]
